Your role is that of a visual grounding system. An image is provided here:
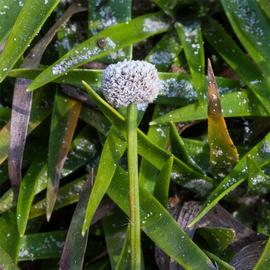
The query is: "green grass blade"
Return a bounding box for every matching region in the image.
[154,156,173,207]
[17,160,47,237]
[175,22,206,102]
[107,167,215,270]
[30,177,86,219]
[0,0,61,82]
[82,127,127,235]
[0,245,20,270]
[220,0,270,76]
[18,231,66,261]
[253,238,270,270]
[145,32,182,71]
[204,250,235,270]
[103,210,130,269]
[9,68,240,101]
[0,90,53,165]
[27,13,170,91]
[47,91,81,221]
[59,178,92,269]
[257,0,270,19]
[197,227,235,251]
[170,122,202,172]
[82,81,213,183]
[204,20,270,114]
[247,157,270,193]
[0,0,24,44]
[151,90,268,124]
[88,0,132,62]
[139,105,170,193]
[0,211,21,261]
[189,131,270,227]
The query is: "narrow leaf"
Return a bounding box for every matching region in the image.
[247,157,270,193]
[107,167,216,270]
[154,156,173,207]
[18,231,66,261]
[59,175,92,269]
[220,0,270,76]
[204,19,270,114]
[17,160,47,236]
[47,91,81,221]
[8,3,83,196]
[88,0,132,62]
[189,131,270,227]
[27,13,170,91]
[82,127,127,235]
[30,177,86,219]
[0,0,24,43]
[253,237,270,270]
[146,32,182,71]
[0,0,61,81]
[150,90,267,125]
[170,121,202,173]
[207,59,239,178]
[0,245,20,270]
[175,21,206,102]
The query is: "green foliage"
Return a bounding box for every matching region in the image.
[1,0,270,269]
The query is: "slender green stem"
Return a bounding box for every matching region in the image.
[127,102,141,269]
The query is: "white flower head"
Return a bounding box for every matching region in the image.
[101,60,161,108]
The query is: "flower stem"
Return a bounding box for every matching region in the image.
[127,102,141,269]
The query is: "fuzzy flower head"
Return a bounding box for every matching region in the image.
[101,60,161,108]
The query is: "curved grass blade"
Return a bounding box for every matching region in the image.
[204,250,235,270]
[139,105,170,193]
[1,127,96,216]
[0,89,53,166]
[150,90,268,125]
[0,0,61,82]
[27,12,170,91]
[47,91,81,221]
[170,122,202,172]
[107,167,216,270]
[88,0,132,62]
[207,60,239,178]
[59,174,92,270]
[0,245,20,270]
[204,20,270,114]
[175,21,206,102]
[103,210,130,269]
[220,0,270,76]
[189,131,270,228]
[82,81,213,182]
[154,0,177,17]
[253,237,270,270]
[82,127,127,236]
[197,227,235,251]
[17,160,47,237]
[247,157,270,193]
[30,176,86,219]
[115,225,131,270]
[18,231,66,261]
[9,68,240,99]
[8,2,85,200]
[154,156,173,207]
[0,211,21,261]
[0,0,24,44]
[145,32,182,71]
[257,0,270,19]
